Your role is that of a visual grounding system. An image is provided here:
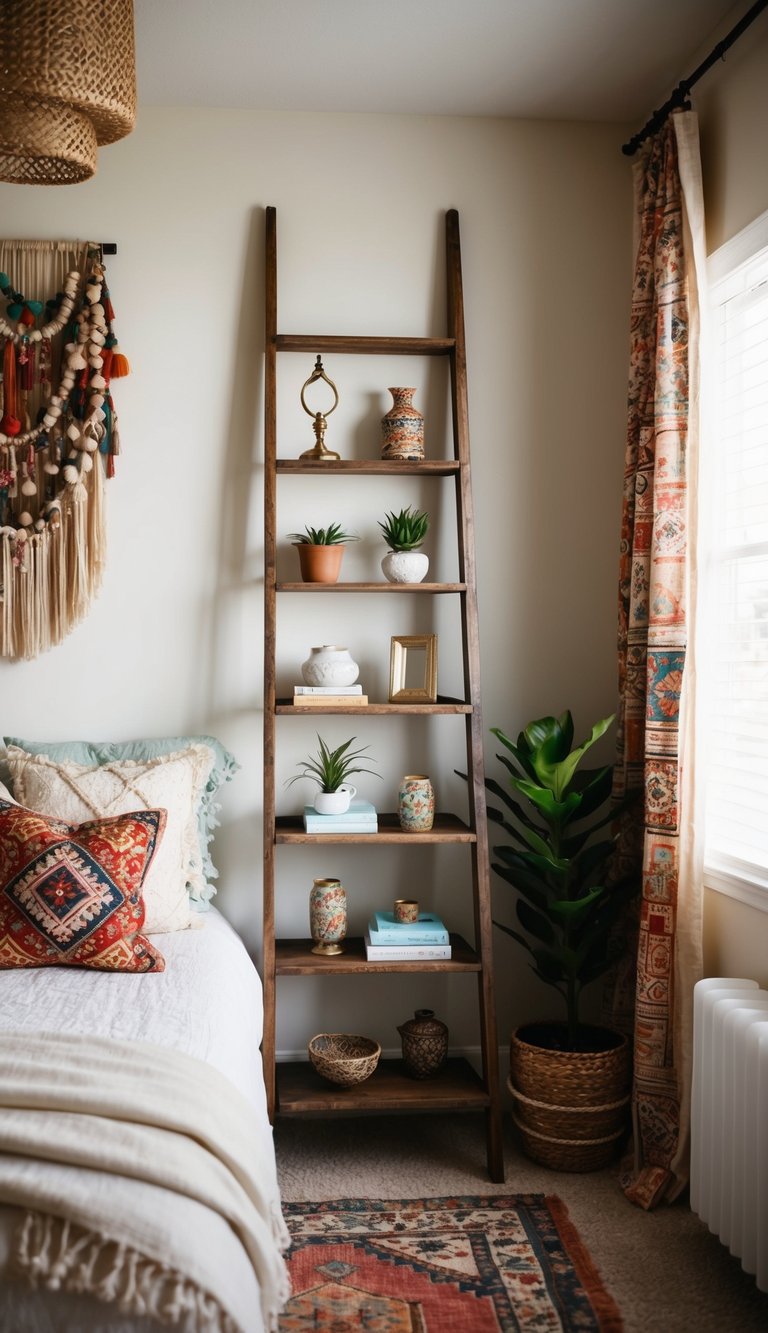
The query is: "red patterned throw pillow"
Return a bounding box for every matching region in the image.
[0,800,166,971]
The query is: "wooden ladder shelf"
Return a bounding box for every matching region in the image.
[262,206,504,1182]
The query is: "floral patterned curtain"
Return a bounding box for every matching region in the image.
[613,112,705,1209]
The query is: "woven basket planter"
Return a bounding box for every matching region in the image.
[508,1022,631,1172]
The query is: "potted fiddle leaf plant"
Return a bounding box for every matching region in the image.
[378,505,430,584]
[470,709,639,1170]
[286,734,379,814]
[287,522,359,584]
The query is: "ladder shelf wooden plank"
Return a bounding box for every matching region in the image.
[275,934,480,974]
[276,458,461,475]
[277,1056,489,1115]
[276,581,466,593]
[276,697,472,715]
[263,206,503,1182]
[275,334,455,356]
[275,812,476,844]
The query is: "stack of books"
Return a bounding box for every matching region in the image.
[364,910,451,960]
[303,799,378,834]
[293,685,368,706]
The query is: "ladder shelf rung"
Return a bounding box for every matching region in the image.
[275,334,455,356]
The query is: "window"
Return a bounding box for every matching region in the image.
[703,215,768,912]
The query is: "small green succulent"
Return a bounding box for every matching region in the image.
[286,735,380,794]
[287,523,359,546]
[378,505,429,552]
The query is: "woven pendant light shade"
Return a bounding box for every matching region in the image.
[0,0,136,185]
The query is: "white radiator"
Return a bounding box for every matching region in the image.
[690,978,768,1291]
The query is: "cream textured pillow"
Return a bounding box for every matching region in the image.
[5,744,216,934]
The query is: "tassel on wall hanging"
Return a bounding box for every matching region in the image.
[0,239,128,660]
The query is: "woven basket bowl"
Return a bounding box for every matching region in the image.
[308,1033,381,1086]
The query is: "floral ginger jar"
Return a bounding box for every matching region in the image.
[398,775,435,832]
[301,645,359,688]
[309,878,347,956]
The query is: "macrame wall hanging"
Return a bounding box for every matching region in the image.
[0,239,128,661]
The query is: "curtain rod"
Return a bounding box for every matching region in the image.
[621,0,768,156]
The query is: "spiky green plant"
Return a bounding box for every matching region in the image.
[286,735,380,794]
[378,506,429,552]
[461,710,639,1048]
[287,523,359,546]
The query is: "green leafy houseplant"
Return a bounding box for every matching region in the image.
[378,506,429,552]
[483,710,637,1050]
[287,523,359,546]
[286,735,379,794]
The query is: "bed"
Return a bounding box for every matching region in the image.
[0,739,290,1332]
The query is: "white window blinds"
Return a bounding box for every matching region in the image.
[704,240,768,907]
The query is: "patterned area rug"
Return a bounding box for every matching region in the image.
[280,1194,623,1330]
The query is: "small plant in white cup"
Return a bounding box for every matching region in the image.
[286,735,379,814]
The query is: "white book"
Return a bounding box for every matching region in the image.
[293,684,363,694]
[364,933,451,961]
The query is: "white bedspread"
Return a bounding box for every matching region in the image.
[0,909,265,1112]
[0,910,287,1332]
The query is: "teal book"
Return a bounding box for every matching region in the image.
[369,911,449,944]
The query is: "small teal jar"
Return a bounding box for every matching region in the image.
[398,775,435,832]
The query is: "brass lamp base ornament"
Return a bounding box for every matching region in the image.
[300,354,340,460]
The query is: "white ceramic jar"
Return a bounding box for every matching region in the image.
[381,551,430,584]
[301,645,360,687]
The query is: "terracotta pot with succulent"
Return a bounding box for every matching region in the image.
[378,505,430,584]
[288,523,359,584]
[463,709,639,1171]
[287,734,380,814]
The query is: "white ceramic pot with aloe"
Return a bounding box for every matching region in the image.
[286,735,379,814]
[378,505,429,584]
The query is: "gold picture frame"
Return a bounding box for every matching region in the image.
[388,634,438,703]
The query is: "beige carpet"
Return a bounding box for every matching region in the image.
[275,1111,768,1332]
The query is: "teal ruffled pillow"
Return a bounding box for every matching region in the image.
[2,735,238,909]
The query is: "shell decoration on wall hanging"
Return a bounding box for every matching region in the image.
[0,239,128,660]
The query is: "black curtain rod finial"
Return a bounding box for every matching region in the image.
[621,0,768,155]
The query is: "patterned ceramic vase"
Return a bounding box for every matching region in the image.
[381,387,425,461]
[398,775,435,832]
[397,1008,448,1078]
[309,878,347,955]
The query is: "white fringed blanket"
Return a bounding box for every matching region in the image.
[0,1030,290,1332]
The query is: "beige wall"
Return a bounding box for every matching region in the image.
[0,109,632,1054]
[697,12,768,253]
[695,16,768,985]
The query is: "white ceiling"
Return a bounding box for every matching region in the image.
[133,0,747,123]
